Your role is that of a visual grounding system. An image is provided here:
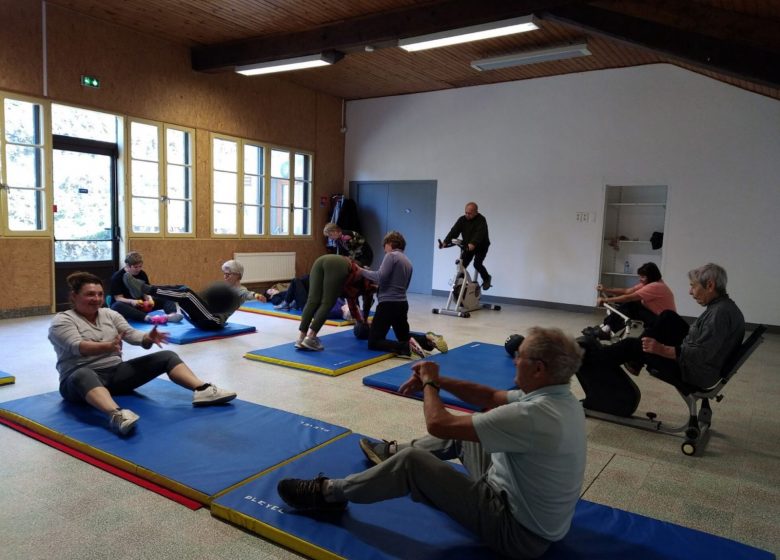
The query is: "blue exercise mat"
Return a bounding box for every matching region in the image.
[129,313,256,344]
[0,371,14,386]
[239,300,360,327]
[212,433,774,560]
[0,378,349,504]
[363,342,516,411]
[245,330,394,376]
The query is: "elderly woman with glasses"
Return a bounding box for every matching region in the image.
[123,259,265,331]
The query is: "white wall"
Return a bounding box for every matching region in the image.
[344,64,780,325]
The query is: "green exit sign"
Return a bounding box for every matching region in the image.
[81,75,100,88]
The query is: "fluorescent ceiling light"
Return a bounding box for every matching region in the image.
[471,42,591,71]
[399,16,538,52]
[236,52,342,76]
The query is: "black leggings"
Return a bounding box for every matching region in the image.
[368,301,433,355]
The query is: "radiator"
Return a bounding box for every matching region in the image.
[234,252,296,283]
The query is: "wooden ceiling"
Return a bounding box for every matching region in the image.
[46,0,780,101]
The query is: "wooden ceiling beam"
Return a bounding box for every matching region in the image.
[191,0,586,72]
[540,4,780,88]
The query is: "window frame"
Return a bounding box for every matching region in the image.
[127,118,196,238]
[0,93,52,238]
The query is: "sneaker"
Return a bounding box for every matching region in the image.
[109,408,140,435]
[481,275,492,291]
[273,302,292,310]
[192,384,237,407]
[167,312,183,323]
[359,438,396,465]
[408,338,429,360]
[123,273,151,298]
[426,332,449,353]
[301,336,324,351]
[277,476,347,512]
[294,336,305,349]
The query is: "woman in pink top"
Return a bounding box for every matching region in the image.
[584,262,676,340]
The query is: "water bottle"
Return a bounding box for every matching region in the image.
[624,260,630,274]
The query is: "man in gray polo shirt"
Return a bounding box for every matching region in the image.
[278,327,586,559]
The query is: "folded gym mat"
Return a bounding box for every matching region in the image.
[212,433,774,560]
[363,342,516,411]
[0,371,15,386]
[239,300,358,327]
[129,315,256,344]
[0,379,349,504]
[245,330,394,376]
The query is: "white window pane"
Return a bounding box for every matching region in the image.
[294,153,310,180]
[294,180,311,208]
[167,164,191,199]
[130,122,159,161]
[270,206,289,235]
[270,177,289,207]
[243,175,262,204]
[243,205,263,235]
[131,197,160,233]
[270,149,289,178]
[52,105,117,142]
[293,208,311,236]
[131,160,159,197]
[4,99,40,144]
[7,188,45,231]
[244,144,263,176]
[167,199,191,234]
[213,203,237,234]
[166,128,189,165]
[213,171,237,203]
[5,145,42,188]
[213,138,237,172]
[55,240,112,262]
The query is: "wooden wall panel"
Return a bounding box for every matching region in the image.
[0,0,43,95]
[1,1,345,316]
[0,239,51,317]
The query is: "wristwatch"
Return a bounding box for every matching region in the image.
[422,380,441,391]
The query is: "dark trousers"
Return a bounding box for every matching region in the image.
[111,299,176,323]
[461,245,490,282]
[150,286,224,330]
[368,301,433,355]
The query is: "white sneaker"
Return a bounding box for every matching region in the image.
[192,384,237,407]
[167,312,183,323]
[109,408,140,435]
[301,336,324,351]
[294,336,305,349]
[426,332,449,353]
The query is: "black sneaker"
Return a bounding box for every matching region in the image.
[359,438,396,465]
[481,275,492,291]
[277,476,346,512]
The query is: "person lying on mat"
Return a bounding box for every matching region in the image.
[582,262,676,340]
[358,230,448,359]
[295,254,375,351]
[109,251,182,324]
[48,272,237,436]
[582,263,744,387]
[277,327,586,560]
[123,259,265,331]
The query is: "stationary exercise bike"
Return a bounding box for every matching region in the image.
[596,290,644,342]
[432,239,501,318]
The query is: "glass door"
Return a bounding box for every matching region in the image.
[52,136,119,310]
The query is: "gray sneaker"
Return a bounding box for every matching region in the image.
[359,438,396,465]
[123,273,151,298]
[426,332,449,353]
[192,384,237,407]
[274,302,292,310]
[109,408,140,435]
[301,336,324,351]
[167,312,183,323]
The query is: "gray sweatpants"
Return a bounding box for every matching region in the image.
[329,436,551,559]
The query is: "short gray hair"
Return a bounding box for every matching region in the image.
[523,327,583,384]
[222,259,244,278]
[323,222,342,236]
[688,263,727,295]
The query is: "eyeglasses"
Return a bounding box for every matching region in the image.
[223,271,239,276]
[514,351,546,367]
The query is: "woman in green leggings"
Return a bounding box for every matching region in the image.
[297,254,373,351]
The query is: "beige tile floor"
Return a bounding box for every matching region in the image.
[0,294,777,559]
